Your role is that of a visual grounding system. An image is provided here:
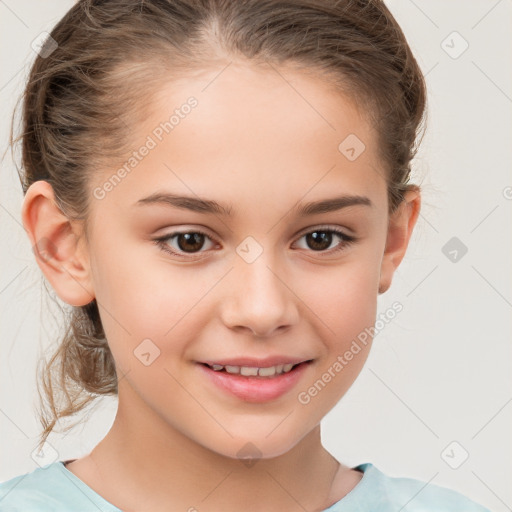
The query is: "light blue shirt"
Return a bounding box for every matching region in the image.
[0,460,491,511]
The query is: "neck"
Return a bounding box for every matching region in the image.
[85,384,343,512]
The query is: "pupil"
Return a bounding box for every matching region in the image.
[307,231,332,251]
[178,233,204,252]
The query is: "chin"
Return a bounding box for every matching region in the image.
[201,430,306,463]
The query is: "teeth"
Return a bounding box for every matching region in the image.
[258,366,276,377]
[209,362,299,376]
[240,366,259,376]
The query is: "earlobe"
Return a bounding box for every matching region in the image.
[378,188,421,294]
[21,180,95,307]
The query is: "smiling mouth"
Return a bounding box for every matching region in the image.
[200,361,313,378]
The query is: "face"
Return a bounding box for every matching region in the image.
[31,62,413,460]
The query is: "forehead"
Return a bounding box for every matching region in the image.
[91,61,387,216]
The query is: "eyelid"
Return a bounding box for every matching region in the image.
[294,223,354,239]
[155,224,353,244]
[158,227,219,247]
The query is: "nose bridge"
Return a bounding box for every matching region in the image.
[240,251,282,298]
[221,236,298,336]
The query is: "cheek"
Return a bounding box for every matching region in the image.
[293,252,381,403]
[299,252,381,339]
[91,249,215,376]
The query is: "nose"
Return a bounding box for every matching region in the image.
[219,253,300,338]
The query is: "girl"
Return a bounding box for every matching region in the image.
[0,0,493,510]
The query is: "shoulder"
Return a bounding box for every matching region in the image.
[0,463,59,511]
[357,463,490,512]
[0,461,120,512]
[334,462,492,512]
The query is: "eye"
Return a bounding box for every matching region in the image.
[294,226,356,255]
[153,225,356,259]
[153,229,217,258]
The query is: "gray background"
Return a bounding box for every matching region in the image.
[1,1,510,511]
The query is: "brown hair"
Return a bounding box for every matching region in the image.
[13,0,427,453]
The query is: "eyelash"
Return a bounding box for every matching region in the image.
[153,226,357,260]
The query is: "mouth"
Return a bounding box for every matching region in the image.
[199,361,312,378]
[196,359,314,402]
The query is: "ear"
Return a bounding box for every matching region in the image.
[378,187,421,294]
[21,180,95,306]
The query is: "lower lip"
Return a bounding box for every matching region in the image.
[197,362,311,403]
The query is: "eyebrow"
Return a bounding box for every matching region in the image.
[135,192,372,216]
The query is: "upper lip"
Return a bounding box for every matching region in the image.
[200,356,313,368]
